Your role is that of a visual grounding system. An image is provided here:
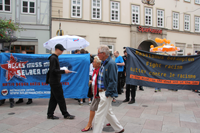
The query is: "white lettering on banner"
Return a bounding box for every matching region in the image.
[10,89,25,91]
[9,88,50,95]
[16,69,44,76]
[8,63,26,69]
[26,62,43,68]
[42,68,49,74]
[43,62,50,67]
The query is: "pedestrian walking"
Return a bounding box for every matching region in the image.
[93,45,124,133]
[46,44,75,120]
[81,56,101,132]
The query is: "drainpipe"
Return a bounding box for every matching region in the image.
[49,0,52,54]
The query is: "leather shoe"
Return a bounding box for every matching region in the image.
[139,88,144,91]
[16,99,23,104]
[47,115,59,120]
[10,102,14,108]
[128,100,135,104]
[64,115,75,119]
[116,129,124,133]
[123,99,129,102]
[26,100,32,105]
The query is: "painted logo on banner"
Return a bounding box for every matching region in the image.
[1,54,28,82]
[1,89,8,96]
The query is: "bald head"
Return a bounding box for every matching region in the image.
[114,51,119,58]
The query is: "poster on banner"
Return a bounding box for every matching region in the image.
[126,47,200,90]
[0,53,90,100]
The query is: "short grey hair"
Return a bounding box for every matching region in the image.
[98,45,110,56]
[94,56,101,64]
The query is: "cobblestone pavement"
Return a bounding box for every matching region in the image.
[0,87,200,133]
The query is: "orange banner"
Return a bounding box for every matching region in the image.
[130,74,199,85]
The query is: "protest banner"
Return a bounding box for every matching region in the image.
[0,53,90,99]
[126,47,200,90]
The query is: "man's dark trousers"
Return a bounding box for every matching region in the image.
[126,84,137,101]
[117,72,123,94]
[47,83,69,117]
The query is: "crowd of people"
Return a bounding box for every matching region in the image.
[1,44,200,133]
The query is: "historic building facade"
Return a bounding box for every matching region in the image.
[51,0,200,55]
[0,0,50,54]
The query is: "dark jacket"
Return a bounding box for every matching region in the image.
[46,54,65,84]
[122,55,127,72]
[97,56,118,98]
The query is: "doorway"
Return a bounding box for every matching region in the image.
[138,40,157,52]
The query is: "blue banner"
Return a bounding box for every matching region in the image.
[0,53,90,100]
[126,47,200,90]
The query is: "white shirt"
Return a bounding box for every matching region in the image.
[92,74,97,95]
[89,63,94,76]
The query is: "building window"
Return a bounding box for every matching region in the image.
[157,9,164,27]
[110,1,120,22]
[176,43,185,56]
[0,0,11,12]
[184,0,190,2]
[193,44,200,54]
[71,0,82,18]
[184,14,190,31]
[100,37,116,55]
[173,12,179,29]
[92,0,101,20]
[21,0,35,14]
[4,45,35,54]
[195,17,200,32]
[195,0,200,4]
[177,49,184,56]
[145,7,152,26]
[132,5,140,24]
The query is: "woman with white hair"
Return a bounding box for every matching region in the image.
[81,56,101,132]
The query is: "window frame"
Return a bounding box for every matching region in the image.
[0,0,11,12]
[131,5,140,25]
[110,1,120,22]
[195,16,200,32]
[172,12,179,30]
[184,14,190,31]
[144,7,153,26]
[91,0,102,20]
[195,0,200,4]
[71,0,82,18]
[157,9,164,28]
[184,0,191,3]
[177,49,184,56]
[21,0,36,14]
